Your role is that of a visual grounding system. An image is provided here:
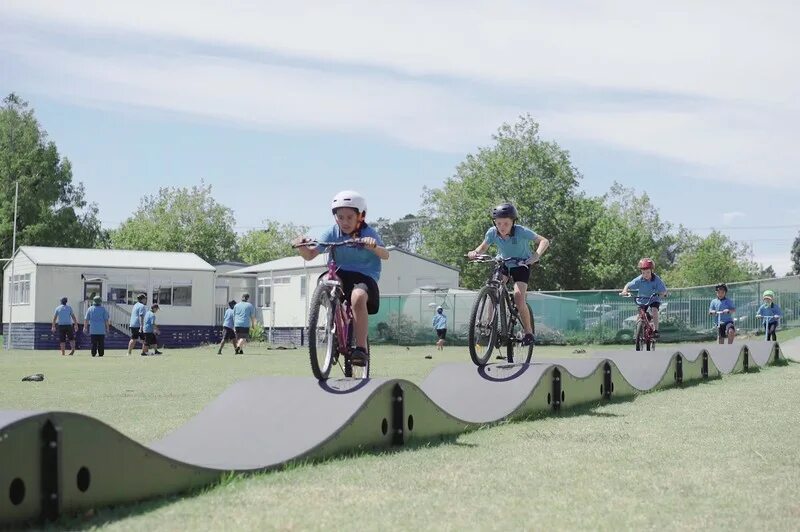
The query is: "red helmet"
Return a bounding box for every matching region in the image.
[638,258,655,270]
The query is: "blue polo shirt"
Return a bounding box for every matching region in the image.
[627,274,667,305]
[234,301,255,328]
[223,308,235,329]
[432,313,447,330]
[709,297,736,323]
[757,302,782,323]
[484,225,539,260]
[316,224,384,281]
[54,304,74,326]
[84,305,109,335]
[143,310,157,333]
[130,302,147,328]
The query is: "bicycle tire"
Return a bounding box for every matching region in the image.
[506,302,534,364]
[468,285,499,366]
[308,283,337,380]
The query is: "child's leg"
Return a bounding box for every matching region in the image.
[651,306,660,330]
[351,287,369,349]
[726,324,735,344]
[513,282,532,334]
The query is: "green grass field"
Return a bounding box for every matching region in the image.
[2,332,799,530]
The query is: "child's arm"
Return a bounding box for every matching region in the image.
[293,236,321,261]
[467,240,490,259]
[620,278,635,295]
[531,235,550,261]
[359,237,389,260]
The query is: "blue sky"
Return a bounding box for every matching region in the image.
[2,1,798,273]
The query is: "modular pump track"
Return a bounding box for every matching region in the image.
[0,341,788,525]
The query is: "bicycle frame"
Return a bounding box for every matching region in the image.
[478,256,529,342]
[320,248,355,361]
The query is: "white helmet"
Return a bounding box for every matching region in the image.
[331,190,367,214]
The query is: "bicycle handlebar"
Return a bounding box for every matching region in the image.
[293,239,365,249]
[465,254,537,266]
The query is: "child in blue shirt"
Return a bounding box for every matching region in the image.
[756,290,782,341]
[432,306,448,351]
[294,190,389,367]
[467,202,550,346]
[620,258,668,337]
[83,296,110,357]
[51,296,78,356]
[217,300,237,355]
[142,304,162,356]
[709,283,736,344]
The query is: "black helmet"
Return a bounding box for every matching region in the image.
[715,283,728,292]
[491,203,518,220]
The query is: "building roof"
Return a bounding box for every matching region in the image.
[226,246,459,275]
[10,246,216,272]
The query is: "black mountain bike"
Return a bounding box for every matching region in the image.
[466,255,535,366]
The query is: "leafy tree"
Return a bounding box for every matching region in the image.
[237,220,308,265]
[663,231,760,287]
[0,93,105,257]
[419,115,589,290]
[792,232,800,275]
[373,214,422,251]
[758,265,776,279]
[582,183,690,289]
[110,183,237,263]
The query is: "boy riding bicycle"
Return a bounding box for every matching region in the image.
[709,283,736,344]
[467,202,549,346]
[620,258,668,338]
[294,190,389,367]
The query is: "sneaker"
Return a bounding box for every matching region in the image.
[521,333,535,346]
[141,352,148,356]
[154,350,163,355]
[68,350,75,356]
[237,348,244,355]
[217,350,222,355]
[350,347,369,367]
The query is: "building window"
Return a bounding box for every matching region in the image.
[273,276,291,284]
[257,279,271,308]
[107,285,127,303]
[173,282,192,306]
[8,273,31,305]
[300,276,307,298]
[154,284,172,306]
[127,281,147,305]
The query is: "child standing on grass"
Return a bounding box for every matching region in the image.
[142,304,162,356]
[218,300,237,355]
[83,296,110,357]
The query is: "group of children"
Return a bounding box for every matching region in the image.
[619,262,783,345]
[288,191,783,364]
[216,294,256,355]
[51,294,161,357]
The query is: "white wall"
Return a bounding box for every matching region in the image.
[262,251,459,327]
[2,251,37,323]
[379,251,459,294]
[31,265,216,325]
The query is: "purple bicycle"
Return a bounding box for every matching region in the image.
[294,239,370,380]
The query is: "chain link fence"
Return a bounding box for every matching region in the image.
[369,276,800,346]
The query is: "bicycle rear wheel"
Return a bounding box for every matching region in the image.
[308,283,337,380]
[468,285,499,366]
[507,302,534,364]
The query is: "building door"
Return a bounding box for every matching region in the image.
[84,281,103,302]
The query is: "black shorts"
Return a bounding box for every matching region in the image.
[336,270,380,315]
[235,327,250,339]
[500,265,531,284]
[58,325,75,342]
[223,326,236,340]
[436,328,447,340]
[144,333,158,345]
[717,322,735,338]
[638,302,661,311]
[130,327,142,340]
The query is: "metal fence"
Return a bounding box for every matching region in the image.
[366,276,800,346]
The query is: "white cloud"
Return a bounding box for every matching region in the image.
[722,212,746,225]
[2,1,800,186]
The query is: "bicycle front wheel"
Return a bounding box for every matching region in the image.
[507,302,534,364]
[468,285,499,366]
[308,283,337,380]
